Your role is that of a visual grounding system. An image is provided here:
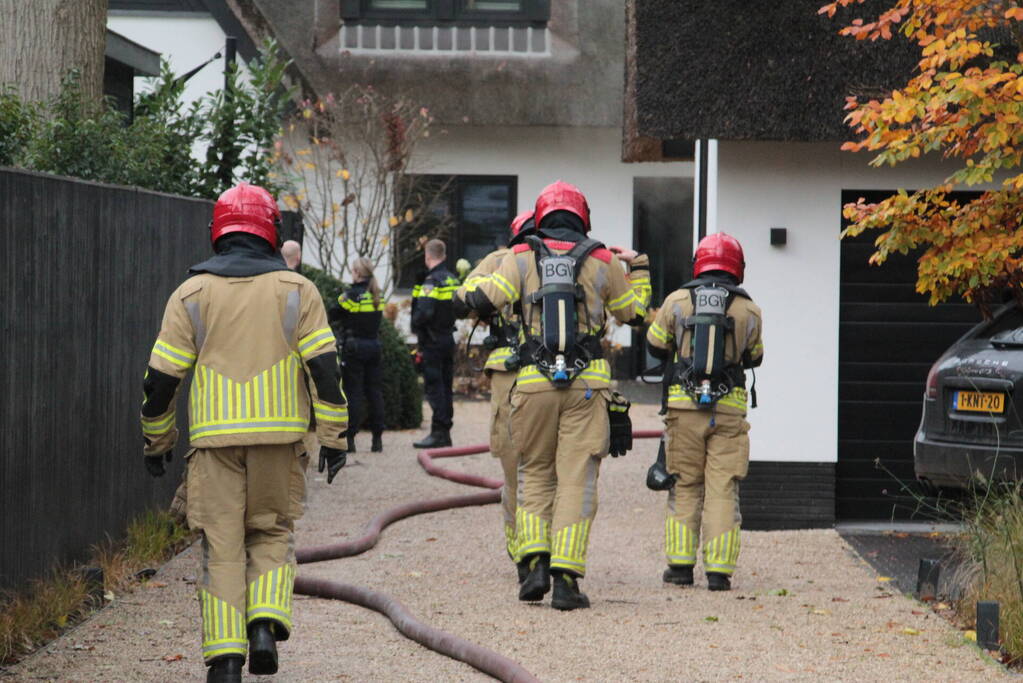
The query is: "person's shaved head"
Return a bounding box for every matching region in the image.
[423,240,443,261]
[281,240,302,270]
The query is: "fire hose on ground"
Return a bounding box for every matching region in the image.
[293,431,663,682]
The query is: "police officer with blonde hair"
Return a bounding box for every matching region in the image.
[330,256,386,453]
[140,183,348,682]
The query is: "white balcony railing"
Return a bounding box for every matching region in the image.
[339,24,550,57]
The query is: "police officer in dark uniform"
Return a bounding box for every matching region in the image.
[329,256,386,453]
[412,239,459,448]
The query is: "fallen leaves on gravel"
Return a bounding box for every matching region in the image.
[703,616,719,622]
[832,597,849,602]
[964,630,977,642]
[901,628,922,636]
[877,576,894,582]
[767,588,789,596]
[162,654,184,662]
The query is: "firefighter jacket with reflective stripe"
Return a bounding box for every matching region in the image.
[456,240,651,393]
[141,270,348,453]
[462,247,518,373]
[411,263,458,346]
[332,280,383,339]
[646,287,763,415]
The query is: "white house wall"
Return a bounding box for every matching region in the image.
[713,140,978,464]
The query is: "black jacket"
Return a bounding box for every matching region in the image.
[411,263,458,346]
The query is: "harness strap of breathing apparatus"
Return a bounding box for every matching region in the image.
[522,235,604,386]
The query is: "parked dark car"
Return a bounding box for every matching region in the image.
[915,304,1023,489]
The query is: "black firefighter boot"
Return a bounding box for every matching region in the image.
[346,431,357,453]
[413,429,452,449]
[662,565,694,586]
[371,431,383,452]
[247,620,279,675]
[551,571,590,611]
[518,553,551,601]
[206,655,243,683]
[706,572,732,592]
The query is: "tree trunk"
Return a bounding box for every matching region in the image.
[0,0,108,103]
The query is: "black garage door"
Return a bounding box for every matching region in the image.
[838,190,979,519]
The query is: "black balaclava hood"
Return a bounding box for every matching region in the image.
[536,210,588,242]
[508,217,536,248]
[189,232,289,277]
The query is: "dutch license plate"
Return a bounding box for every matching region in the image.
[954,391,1005,413]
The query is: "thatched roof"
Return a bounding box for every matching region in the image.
[630,0,922,142]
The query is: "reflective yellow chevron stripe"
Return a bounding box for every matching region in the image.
[298,327,335,359]
[339,293,385,312]
[703,527,741,575]
[515,507,551,557]
[504,524,519,563]
[484,346,514,372]
[152,339,196,369]
[199,590,247,662]
[189,355,308,440]
[141,411,176,436]
[550,519,592,576]
[246,565,296,631]
[665,518,697,565]
[667,385,748,412]
[515,359,611,388]
[649,321,671,344]
[313,400,348,425]
[606,290,636,311]
[490,273,519,300]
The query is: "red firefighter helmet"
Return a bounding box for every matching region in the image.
[693,232,745,283]
[210,182,280,247]
[510,211,534,237]
[534,180,591,232]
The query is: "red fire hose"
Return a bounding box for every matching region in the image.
[294,433,660,682]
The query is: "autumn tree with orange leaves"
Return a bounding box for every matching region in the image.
[822,0,1023,312]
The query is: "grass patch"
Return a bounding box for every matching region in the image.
[949,481,1023,666]
[0,509,193,665]
[0,569,91,664]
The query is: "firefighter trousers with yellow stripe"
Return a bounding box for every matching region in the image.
[510,387,609,577]
[663,409,750,575]
[186,443,307,663]
[489,370,518,562]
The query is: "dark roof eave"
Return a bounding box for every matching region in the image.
[105,29,162,76]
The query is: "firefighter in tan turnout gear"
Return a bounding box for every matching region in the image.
[457,181,651,610]
[140,183,348,683]
[460,210,536,581]
[646,232,763,592]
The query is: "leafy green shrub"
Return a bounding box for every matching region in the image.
[1,38,292,199]
[301,264,422,430]
[0,85,34,167]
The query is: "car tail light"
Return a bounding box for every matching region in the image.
[926,362,940,399]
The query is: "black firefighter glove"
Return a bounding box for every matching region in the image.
[607,392,633,457]
[144,451,173,478]
[318,445,347,484]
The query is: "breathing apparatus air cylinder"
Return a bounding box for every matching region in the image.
[525,236,602,388]
[682,285,735,405]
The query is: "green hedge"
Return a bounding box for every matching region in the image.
[301,264,423,430]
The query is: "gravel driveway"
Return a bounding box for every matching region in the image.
[10,401,1008,682]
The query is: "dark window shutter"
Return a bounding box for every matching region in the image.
[341,0,361,19]
[436,0,455,20]
[526,0,549,22]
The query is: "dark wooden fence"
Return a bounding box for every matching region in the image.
[0,169,214,590]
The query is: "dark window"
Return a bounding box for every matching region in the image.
[396,175,516,289]
[342,0,548,26]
